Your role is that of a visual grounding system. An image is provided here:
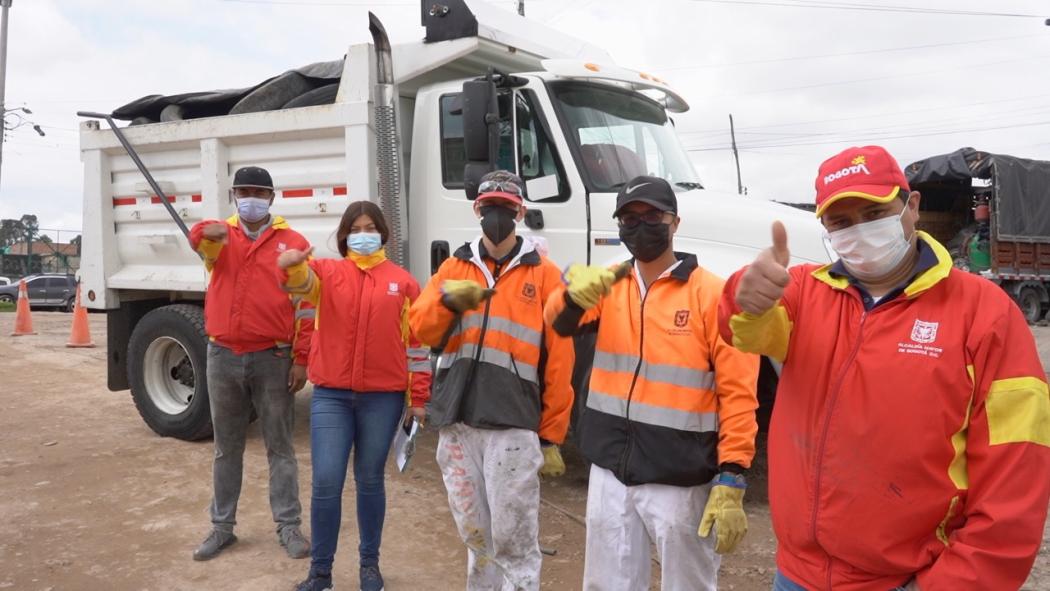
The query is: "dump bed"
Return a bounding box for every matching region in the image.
[78,94,374,310]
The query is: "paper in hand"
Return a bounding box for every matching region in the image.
[393,415,422,473]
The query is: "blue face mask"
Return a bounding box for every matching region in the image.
[237,197,271,223]
[347,232,382,255]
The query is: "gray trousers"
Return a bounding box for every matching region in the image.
[206,343,302,534]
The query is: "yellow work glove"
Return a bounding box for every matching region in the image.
[698,479,748,554]
[564,264,617,310]
[539,445,565,477]
[441,279,495,314]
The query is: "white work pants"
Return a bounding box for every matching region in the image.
[437,423,544,591]
[583,464,719,591]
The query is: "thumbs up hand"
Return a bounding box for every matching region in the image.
[735,221,791,316]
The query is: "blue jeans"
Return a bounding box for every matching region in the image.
[773,571,910,591]
[309,387,404,574]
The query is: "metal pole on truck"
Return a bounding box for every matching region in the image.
[76,112,193,242]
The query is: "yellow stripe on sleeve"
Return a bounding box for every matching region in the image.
[728,304,793,363]
[986,376,1050,447]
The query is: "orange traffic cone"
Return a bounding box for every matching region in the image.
[67,284,95,348]
[10,279,36,336]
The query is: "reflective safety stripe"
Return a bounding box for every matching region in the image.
[408,359,433,373]
[593,350,715,391]
[295,308,316,320]
[437,343,539,384]
[450,313,543,347]
[587,389,719,432]
[407,347,430,358]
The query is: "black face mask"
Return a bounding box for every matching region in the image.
[619,222,671,263]
[480,205,518,244]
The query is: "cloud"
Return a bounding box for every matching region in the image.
[2,0,1048,234]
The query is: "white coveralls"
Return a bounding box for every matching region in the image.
[582,464,719,591]
[437,422,545,591]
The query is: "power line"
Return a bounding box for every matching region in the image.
[677,92,1050,137]
[685,119,1050,152]
[708,53,1050,98]
[685,0,1047,19]
[704,105,1050,144]
[652,33,1044,71]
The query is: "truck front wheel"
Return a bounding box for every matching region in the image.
[127,304,213,440]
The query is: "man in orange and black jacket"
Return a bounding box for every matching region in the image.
[409,170,574,591]
[545,176,759,591]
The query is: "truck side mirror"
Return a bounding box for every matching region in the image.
[462,78,499,200]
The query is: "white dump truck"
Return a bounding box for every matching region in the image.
[78,0,831,440]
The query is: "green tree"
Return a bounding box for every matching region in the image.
[17,215,38,275]
[0,218,23,249]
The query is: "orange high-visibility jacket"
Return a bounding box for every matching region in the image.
[279,251,431,408]
[408,237,575,444]
[719,233,1050,591]
[189,216,313,365]
[545,254,759,486]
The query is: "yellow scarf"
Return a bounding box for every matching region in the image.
[349,247,387,270]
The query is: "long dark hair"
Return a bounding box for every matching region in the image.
[336,200,389,257]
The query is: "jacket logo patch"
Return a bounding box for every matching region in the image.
[522,283,536,299]
[388,282,399,296]
[277,242,288,252]
[674,310,690,327]
[910,319,938,344]
[898,319,943,358]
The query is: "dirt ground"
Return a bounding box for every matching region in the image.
[0,313,1047,591]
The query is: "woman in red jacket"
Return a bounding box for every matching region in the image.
[277,201,430,591]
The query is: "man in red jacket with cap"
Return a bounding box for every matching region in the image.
[721,146,1050,590]
[188,166,314,562]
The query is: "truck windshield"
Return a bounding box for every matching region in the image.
[549,81,702,193]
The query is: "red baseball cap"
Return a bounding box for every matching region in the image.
[814,145,910,217]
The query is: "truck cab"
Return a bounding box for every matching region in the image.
[408,69,828,281]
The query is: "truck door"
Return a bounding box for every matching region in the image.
[420,81,587,275]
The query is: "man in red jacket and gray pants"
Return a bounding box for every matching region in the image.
[721,145,1050,590]
[188,166,314,562]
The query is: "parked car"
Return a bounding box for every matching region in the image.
[0,276,10,286]
[0,274,77,312]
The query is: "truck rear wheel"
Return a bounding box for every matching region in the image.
[127,304,212,440]
[1018,286,1044,325]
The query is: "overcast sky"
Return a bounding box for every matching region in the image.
[1,0,1047,240]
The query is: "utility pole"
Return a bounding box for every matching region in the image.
[0,1,12,190]
[518,0,525,16]
[729,113,743,195]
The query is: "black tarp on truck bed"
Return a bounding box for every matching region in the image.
[905,147,1050,242]
[110,59,344,122]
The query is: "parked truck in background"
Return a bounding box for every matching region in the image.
[906,147,1050,324]
[78,0,830,441]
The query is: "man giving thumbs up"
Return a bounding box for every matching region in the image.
[718,145,1050,591]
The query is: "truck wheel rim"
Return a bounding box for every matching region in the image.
[143,336,195,415]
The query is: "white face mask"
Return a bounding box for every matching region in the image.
[827,207,912,281]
